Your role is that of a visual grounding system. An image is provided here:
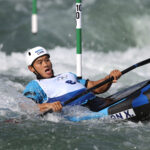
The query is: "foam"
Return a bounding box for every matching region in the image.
[0,46,149,79]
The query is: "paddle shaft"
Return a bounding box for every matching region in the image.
[64,58,150,105]
[43,58,150,115]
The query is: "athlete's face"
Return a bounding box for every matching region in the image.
[28,55,54,78]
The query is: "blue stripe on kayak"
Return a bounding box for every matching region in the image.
[132,85,150,107]
[132,95,149,107]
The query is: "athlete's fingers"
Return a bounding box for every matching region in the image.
[48,103,57,112]
[110,70,122,83]
[55,101,62,109]
[53,103,58,112]
[54,103,60,111]
[113,79,117,83]
[52,101,62,112]
[57,102,62,111]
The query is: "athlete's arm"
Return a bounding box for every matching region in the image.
[87,70,122,94]
[38,101,62,113]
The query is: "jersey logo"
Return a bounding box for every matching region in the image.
[57,75,68,80]
[66,80,76,85]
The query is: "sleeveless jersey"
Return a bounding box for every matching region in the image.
[23,72,95,106]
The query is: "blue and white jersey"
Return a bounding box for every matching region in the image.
[23,72,95,106]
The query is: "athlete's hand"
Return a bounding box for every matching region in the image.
[48,101,62,112]
[109,70,122,83]
[38,101,62,113]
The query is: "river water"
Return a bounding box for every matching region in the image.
[0,0,150,149]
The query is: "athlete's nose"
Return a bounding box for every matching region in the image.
[42,60,48,67]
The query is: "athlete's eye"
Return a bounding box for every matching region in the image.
[37,61,42,64]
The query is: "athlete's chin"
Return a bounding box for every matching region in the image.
[44,72,54,78]
[42,69,54,78]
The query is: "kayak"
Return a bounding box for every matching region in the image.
[67,80,150,122]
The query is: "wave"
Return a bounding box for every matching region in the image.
[0,46,149,81]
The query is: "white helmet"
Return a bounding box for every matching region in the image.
[26,46,50,66]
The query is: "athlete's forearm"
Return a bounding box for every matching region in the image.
[87,75,112,94]
[87,70,122,94]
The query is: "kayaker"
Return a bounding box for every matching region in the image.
[23,46,122,114]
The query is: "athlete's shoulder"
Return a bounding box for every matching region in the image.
[26,80,39,88]
[24,80,40,93]
[23,80,46,103]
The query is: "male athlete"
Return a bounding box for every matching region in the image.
[23,46,122,114]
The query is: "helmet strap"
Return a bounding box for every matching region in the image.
[32,65,44,80]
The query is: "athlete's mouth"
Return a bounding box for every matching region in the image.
[45,68,51,73]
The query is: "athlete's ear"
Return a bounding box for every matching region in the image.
[28,65,35,73]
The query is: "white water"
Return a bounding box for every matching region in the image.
[0,46,149,119]
[0,46,149,78]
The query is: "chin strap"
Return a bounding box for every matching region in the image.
[32,65,55,80]
[32,65,44,80]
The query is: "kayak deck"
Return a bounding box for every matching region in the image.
[66,80,150,122]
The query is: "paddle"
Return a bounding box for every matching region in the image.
[43,58,150,115]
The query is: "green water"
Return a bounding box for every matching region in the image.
[1,0,150,149]
[1,119,150,150]
[1,0,150,53]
